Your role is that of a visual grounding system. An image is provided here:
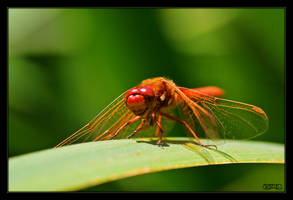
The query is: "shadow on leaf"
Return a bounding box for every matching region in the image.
[136,138,237,163]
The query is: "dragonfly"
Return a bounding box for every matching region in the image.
[55,77,268,148]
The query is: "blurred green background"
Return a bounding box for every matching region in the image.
[8,8,285,192]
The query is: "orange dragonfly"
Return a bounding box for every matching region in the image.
[55,77,268,147]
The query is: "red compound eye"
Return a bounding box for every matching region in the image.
[126,88,139,97]
[126,87,154,98]
[125,87,154,115]
[139,87,154,96]
[126,93,147,115]
[127,94,144,104]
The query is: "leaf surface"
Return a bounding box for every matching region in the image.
[9,138,284,191]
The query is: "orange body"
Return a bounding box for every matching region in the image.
[56,77,268,147]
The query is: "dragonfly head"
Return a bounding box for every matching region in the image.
[125,87,155,115]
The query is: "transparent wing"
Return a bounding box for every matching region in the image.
[205,97,268,140]
[178,87,269,142]
[55,91,137,147]
[160,79,268,143]
[55,90,176,147]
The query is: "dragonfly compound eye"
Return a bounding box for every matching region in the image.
[126,87,154,115]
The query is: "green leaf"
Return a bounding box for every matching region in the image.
[9,137,284,191]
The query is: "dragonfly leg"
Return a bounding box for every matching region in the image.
[155,115,162,137]
[155,115,165,146]
[109,116,141,140]
[126,118,149,139]
[160,112,203,145]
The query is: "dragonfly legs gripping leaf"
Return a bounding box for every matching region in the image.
[155,115,162,137]
[109,116,141,140]
[126,119,151,139]
[155,115,165,146]
[106,108,216,148]
[160,112,218,149]
[160,112,204,146]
